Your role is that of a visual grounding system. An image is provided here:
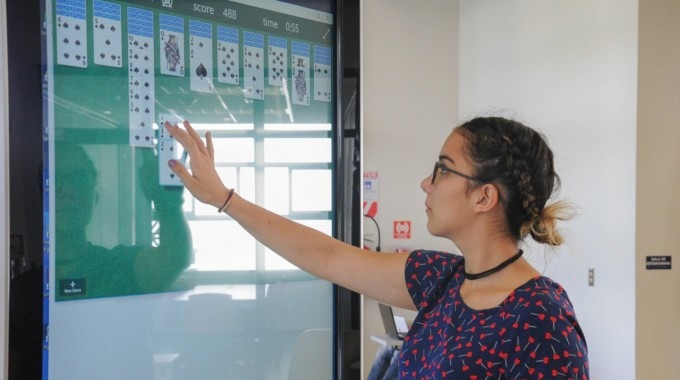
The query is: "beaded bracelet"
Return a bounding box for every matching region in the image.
[217,188,235,213]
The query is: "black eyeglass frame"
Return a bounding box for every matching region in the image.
[431,161,484,185]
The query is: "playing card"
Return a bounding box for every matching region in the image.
[157,113,185,186]
[313,45,332,102]
[159,13,185,77]
[268,36,287,87]
[128,74,155,147]
[127,7,155,148]
[217,26,239,85]
[291,41,310,106]
[157,113,176,141]
[55,0,88,68]
[93,0,122,67]
[244,31,264,100]
[189,20,213,93]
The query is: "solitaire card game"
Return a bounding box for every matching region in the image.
[56,0,88,67]
[93,0,122,67]
[47,0,335,301]
[127,6,155,147]
[43,0,338,378]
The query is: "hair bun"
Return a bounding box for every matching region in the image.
[521,201,572,246]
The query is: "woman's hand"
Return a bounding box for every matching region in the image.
[165,122,412,309]
[164,120,231,209]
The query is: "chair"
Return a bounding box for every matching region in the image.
[284,328,333,380]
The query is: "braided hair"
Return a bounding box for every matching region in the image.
[456,117,570,246]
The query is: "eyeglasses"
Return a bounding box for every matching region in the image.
[431,162,483,185]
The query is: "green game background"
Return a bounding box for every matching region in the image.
[52,0,334,301]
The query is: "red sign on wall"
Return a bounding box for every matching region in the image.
[363,201,378,218]
[364,171,379,218]
[393,221,411,239]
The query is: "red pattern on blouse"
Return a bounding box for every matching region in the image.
[400,250,589,379]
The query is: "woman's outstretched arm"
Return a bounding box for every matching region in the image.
[165,120,416,310]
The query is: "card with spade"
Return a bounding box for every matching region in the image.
[189,20,213,93]
[244,31,264,100]
[268,36,287,87]
[127,7,155,148]
[93,0,122,68]
[159,13,185,77]
[55,0,88,68]
[313,45,332,102]
[157,113,185,186]
[291,41,310,106]
[217,26,239,85]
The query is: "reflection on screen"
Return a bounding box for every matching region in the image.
[48,0,335,300]
[45,0,336,378]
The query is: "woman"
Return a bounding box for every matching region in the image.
[165,116,589,379]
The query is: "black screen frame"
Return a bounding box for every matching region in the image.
[7,0,361,379]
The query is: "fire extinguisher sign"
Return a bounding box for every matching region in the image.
[393,221,411,239]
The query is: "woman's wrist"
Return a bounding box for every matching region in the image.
[217,188,236,213]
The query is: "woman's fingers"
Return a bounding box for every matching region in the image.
[167,158,197,189]
[164,121,195,153]
[206,131,215,162]
[165,121,205,158]
[182,120,209,157]
[164,120,229,208]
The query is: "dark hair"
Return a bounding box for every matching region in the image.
[456,117,570,245]
[54,142,98,192]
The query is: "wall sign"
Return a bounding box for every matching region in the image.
[363,171,379,217]
[646,256,672,270]
[393,220,411,239]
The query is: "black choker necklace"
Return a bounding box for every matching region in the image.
[464,249,524,280]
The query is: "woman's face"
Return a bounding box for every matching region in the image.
[421,131,478,239]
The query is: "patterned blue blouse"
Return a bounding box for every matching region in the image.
[399,250,589,379]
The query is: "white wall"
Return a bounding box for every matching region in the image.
[458,1,637,378]
[361,0,460,377]
[362,1,639,378]
[1,0,10,377]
